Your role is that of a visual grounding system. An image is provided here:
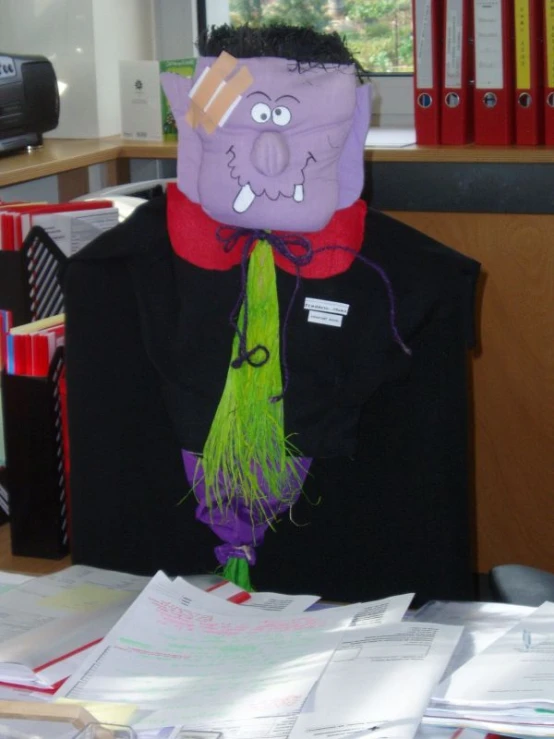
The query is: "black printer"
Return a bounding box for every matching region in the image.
[0,53,59,154]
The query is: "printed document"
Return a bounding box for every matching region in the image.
[0,565,149,688]
[412,600,533,679]
[141,589,413,736]
[425,601,554,736]
[289,621,462,739]
[56,574,411,731]
[179,576,320,615]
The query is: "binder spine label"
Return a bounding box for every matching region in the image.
[546,0,554,88]
[445,0,464,87]
[515,0,531,89]
[475,0,504,89]
[415,0,434,88]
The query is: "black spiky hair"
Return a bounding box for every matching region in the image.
[198,24,361,69]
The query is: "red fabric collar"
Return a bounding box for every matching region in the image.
[167,183,366,279]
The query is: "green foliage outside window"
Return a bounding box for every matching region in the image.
[229,0,413,73]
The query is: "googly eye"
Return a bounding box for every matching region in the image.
[251,102,271,123]
[272,105,292,126]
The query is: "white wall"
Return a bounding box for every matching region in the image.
[93,0,155,137]
[153,0,197,60]
[0,0,99,138]
[0,0,155,138]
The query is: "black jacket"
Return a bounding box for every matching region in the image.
[64,195,480,605]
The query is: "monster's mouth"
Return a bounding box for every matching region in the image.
[227,148,315,214]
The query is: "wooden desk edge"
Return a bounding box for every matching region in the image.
[0,525,71,574]
[3,137,554,189]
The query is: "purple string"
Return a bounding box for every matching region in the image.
[216,227,411,402]
[314,245,412,356]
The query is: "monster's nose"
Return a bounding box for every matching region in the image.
[250,131,290,177]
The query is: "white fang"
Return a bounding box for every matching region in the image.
[293,184,304,203]
[233,184,256,213]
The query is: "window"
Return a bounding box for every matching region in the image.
[201,0,415,127]
[225,1,413,74]
[201,1,413,73]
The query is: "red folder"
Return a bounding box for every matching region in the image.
[0,200,112,250]
[413,0,443,144]
[514,0,543,144]
[30,333,51,377]
[543,0,554,144]
[0,214,15,251]
[0,311,12,371]
[7,334,31,375]
[441,0,474,144]
[473,0,515,145]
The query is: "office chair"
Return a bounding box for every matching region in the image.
[489,565,554,606]
[74,178,176,201]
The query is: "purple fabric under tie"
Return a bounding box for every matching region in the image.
[182,450,312,565]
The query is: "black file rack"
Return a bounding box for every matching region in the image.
[0,226,66,325]
[0,467,9,526]
[1,348,69,558]
[0,227,68,556]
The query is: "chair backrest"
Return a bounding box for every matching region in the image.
[489,565,554,606]
[73,179,177,200]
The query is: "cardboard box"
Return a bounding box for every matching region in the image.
[120,58,196,141]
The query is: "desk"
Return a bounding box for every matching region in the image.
[0,524,70,575]
[0,137,552,578]
[4,137,554,196]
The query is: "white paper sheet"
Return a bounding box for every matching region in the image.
[0,572,34,595]
[432,601,554,707]
[0,565,149,687]
[424,601,554,736]
[290,621,462,739]
[412,600,533,679]
[56,572,361,728]
[414,726,495,739]
[177,577,320,615]
[131,589,413,736]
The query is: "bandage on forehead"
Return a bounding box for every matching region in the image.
[186,51,254,133]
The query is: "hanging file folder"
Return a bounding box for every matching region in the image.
[413,0,443,144]
[514,0,544,144]
[441,0,474,143]
[473,0,515,144]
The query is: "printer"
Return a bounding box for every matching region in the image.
[0,53,59,155]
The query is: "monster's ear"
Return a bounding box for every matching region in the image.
[161,72,203,203]
[337,83,372,210]
[160,72,193,118]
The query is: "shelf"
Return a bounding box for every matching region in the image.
[0,138,122,188]
[365,144,554,163]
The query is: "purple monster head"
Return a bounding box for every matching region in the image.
[161,27,371,233]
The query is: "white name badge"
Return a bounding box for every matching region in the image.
[307,310,343,328]
[304,298,350,316]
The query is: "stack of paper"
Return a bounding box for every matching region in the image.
[424,601,554,737]
[0,567,319,702]
[52,574,463,739]
[411,599,534,680]
[0,566,149,693]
